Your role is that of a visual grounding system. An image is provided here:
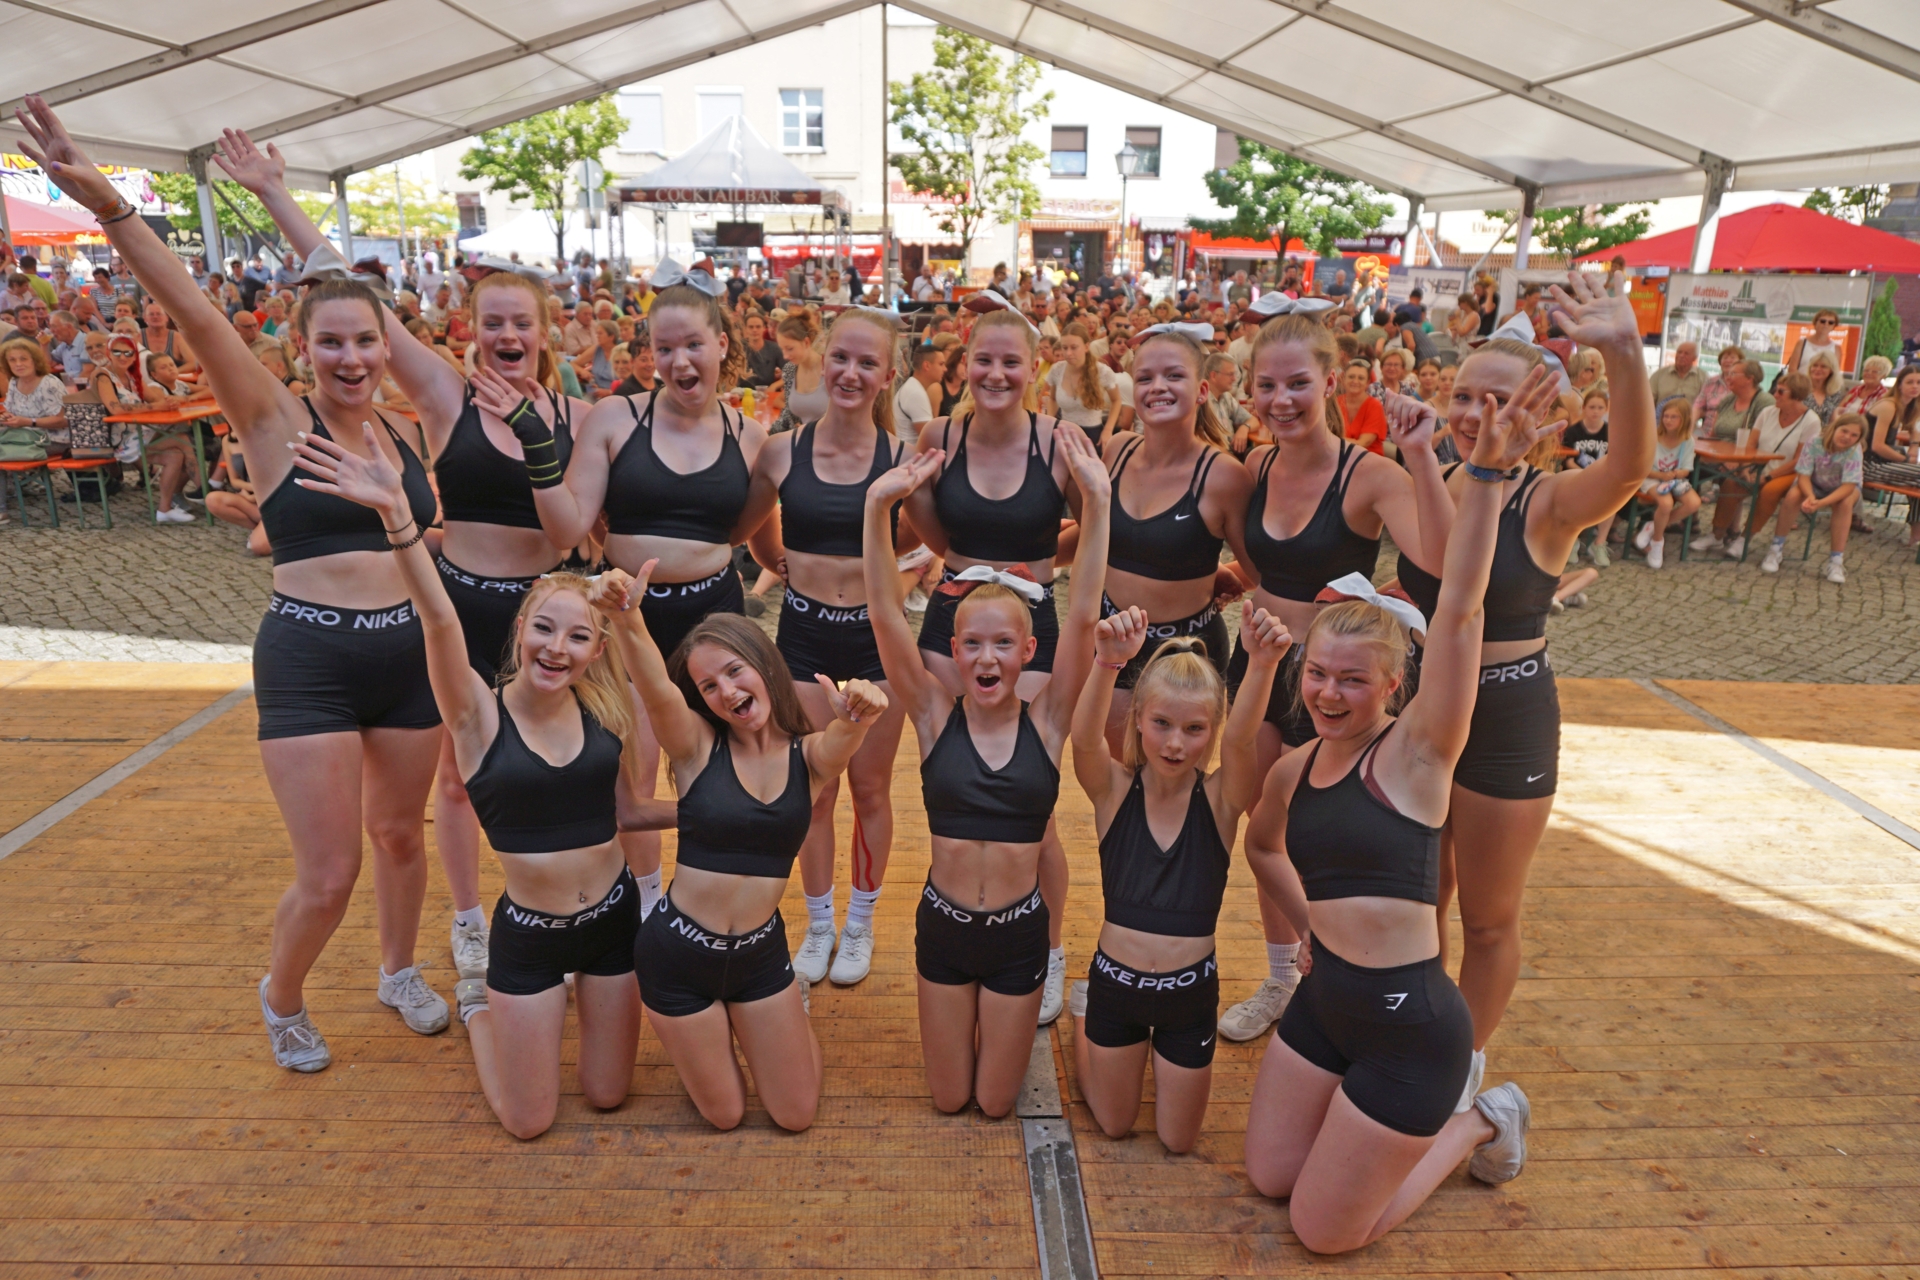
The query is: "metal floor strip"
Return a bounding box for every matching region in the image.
[1634,677,1920,853]
[1017,1025,1100,1279]
[0,683,254,863]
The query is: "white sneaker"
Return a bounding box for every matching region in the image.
[377,963,449,1034]
[904,588,930,614]
[1069,979,1089,1019]
[259,976,331,1072]
[1453,1048,1487,1114]
[793,920,835,984]
[1689,530,1724,552]
[450,917,489,980]
[1468,1082,1531,1184]
[454,977,488,1026]
[1217,975,1298,1042]
[798,975,812,1016]
[828,922,874,985]
[1723,535,1745,560]
[1646,541,1664,570]
[1633,522,1654,551]
[1038,951,1067,1025]
[155,506,193,524]
[1760,545,1782,573]
[1588,540,1610,568]
[1824,558,1846,584]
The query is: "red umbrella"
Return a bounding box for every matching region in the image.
[3,194,103,246]
[1577,202,1920,273]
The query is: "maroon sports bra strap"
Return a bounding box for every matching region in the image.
[1358,722,1401,814]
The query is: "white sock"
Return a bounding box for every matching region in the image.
[1830,551,1843,562]
[806,888,836,929]
[637,869,663,919]
[452,906,485,930]
[1268,942,1300,981]
[846,886,881,930]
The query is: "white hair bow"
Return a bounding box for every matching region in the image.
[1487,311,1569,390]
[651,257,726,298]
[961,289,1040,333]
[1317,572,1428,637]
[945,564,1046,603]
[1246,292,1337,319]
[1137,321,1215,342]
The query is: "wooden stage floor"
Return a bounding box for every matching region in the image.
[1,661,1917,1277]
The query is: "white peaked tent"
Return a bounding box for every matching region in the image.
[7,0,1920,268]
[618,115,823,207]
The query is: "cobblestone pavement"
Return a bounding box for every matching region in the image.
[4,481,1917,682]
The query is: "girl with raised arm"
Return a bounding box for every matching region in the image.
[285,427,656,1138]
[735,309,913,987]
[1238,361,1563,1254]
[594,565,881,1132]
[902,296,1090,1025]
[1215,302,1452,1045]
[1066,603,1291,1152]
[864,428,1111,1118]
[215,129,595,983]
[17,96,450,1071]
[1394,275,1654,1099]
[489,262,769,921]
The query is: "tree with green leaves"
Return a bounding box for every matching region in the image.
[1865,276,1902,364]
[889,27,1051,272]
[1805,184,1892,224]
[1478,202,1653,260]
[460,95,624,261]
[150,171,330,251]
[1193,140,1391,265]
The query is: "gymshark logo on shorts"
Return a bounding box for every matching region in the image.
[1384,992,1408,1010]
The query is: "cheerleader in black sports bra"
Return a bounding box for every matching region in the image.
[901,300,1094,1026]
[1213,311,1454,1048]
[864,426,1112,1119]
[1389,277,1655,1099]
[1093,322,1255,751]
[223,132,596,983]
[736,309,913,990]
[1233,354,1562,1255]
[1067,602,1292,1153]
[284,425,679,1140]
[24,98,458,1076]
[591,560,882,1133]
[484,265,770,919]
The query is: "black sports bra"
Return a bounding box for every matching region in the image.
[1244,443,1380,601]
[1099,774,1230,937]
[921,699,1059,844]
[604,391,751,542]
[1286,724,1439,904]
[932,414,1066,563]
[463,694,622,854]
[262,402,438,566]
[1107,439,1224,582]
[436,386,574,529]
[779,423,899,558]
[1396,465,1558,642]
[674,733,811,879]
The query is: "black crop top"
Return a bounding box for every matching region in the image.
[1396,465,1558,643]
[1099,774,1230,937]
[779,422,899,557]
[463,694,622,854]
[1244,444,1380,601]
[604,391,751,542]
[1107,440,1224,582]
[921,699,1059,843]
[674,734,811,879]
[932,414,1066,563]
[436,386,574,529]
[1286,724,1439,904]
[262,402,438,566]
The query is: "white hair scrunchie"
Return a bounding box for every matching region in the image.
[651,257,726,298]
[1246,293,1337,319]
[1318,571,1428,637]
[945,563,1046,603]
[1137,321,1216,342]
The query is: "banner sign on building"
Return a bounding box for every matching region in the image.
[1663,272,1872,377]
[1386,265,1468,310]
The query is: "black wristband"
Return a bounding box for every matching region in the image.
[503,397,552,447]
[387,522,427,551]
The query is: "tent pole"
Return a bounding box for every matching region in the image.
[190,150,222,273]
[0,192,12,254]
[1691,159,1734,274]
[334,175,354,262]
[1512,187,1536,272]
[880,3,892,307]
[1404,196,1424,267]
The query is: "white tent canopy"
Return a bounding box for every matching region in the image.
[619,115,822,205]
[455,209,605,264]
[6,1,1920,210]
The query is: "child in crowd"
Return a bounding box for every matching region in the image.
[1630,396,1701,570]
[1565,390,1614,565]
[1763,411,1866,583]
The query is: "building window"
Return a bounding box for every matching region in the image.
[1124,127,1162,179]
[697,90,744,139]
[617,91,664,153]
[781,89,824,150]
[1214,127,1241,171]
[456,192,486,233]
[1050,126,1087,178]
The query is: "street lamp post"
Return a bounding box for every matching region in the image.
[1114,141,1142,277]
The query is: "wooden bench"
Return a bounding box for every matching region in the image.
[1865,481,1920,563]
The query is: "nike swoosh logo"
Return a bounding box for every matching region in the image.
[1526,773,1546,783]
[1200,1035,1214,1046]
